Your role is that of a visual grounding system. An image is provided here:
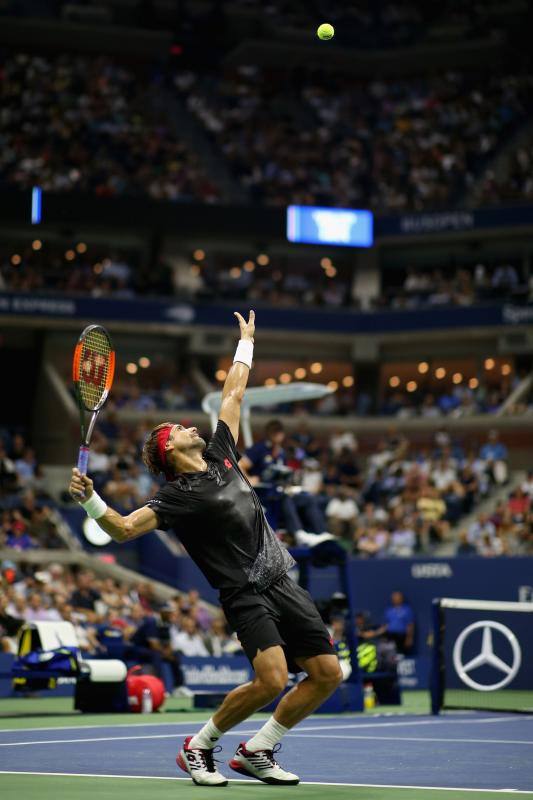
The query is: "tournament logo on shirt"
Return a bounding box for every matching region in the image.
[224,458,233,470]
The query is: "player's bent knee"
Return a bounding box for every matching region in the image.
[307,657,343,690]
[332,663,344,687]
[320,664,343,690]
[254,671,288,699]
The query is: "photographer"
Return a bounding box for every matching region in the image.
[239,420,333,546]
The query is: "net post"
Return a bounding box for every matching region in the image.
[430,598,444,715]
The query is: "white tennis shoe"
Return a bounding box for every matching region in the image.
[177,736,228,786]
[229,743,300,785]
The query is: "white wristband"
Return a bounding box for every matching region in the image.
[233,339,254,369]
[80,491,108,519]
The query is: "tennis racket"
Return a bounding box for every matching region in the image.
[72,324,115,475]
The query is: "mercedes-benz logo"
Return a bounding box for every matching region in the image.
[453,620,521,691]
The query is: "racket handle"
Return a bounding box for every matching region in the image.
[77,446,89,475]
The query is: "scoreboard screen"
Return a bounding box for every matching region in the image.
[287,205,373,247]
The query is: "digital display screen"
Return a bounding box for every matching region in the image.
[287,205,373,247]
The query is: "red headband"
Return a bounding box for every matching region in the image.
[156,425,175,481]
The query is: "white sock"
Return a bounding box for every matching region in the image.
[245,716,289,752]
[188,718,223,750]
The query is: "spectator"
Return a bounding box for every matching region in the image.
[70,571,101,613]
[480,430,508,484]
[125,604,184,693]
[204,616,242,657]
[416,483,448,547]
[5,517,35,550]
[456,530,477,556]
[239,419,287,485]
[239,420,332,544]
[468,513,497,546]
[61,605,104,656]
[477,531,504,557]
[522,470,533,497]
[355,525,389,558]
[171,614,210,657]
[355,612,386,643]
[25,592,61,622]
[388,518,417,557]
[508,487,530,522]
[0,593,23,653]
[326,487,359,542]
[184,589,213,631]
[382,590,415,655]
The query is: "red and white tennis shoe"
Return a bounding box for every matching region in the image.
[229,742,299,785]
[177,736,228,786]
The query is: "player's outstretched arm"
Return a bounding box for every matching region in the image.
[69,468,158,543]
[219,310,255,443]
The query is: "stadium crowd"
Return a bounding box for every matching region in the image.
[0,53,219,203]
[0,50,531,213]
[179,64,533,210]
[77,417,532,558]
[476,140,533,207]
[0,564,242,690]
[105,365,522,419]
[2,240,530,312]
[0,431,65,551]
[377,376,520,418]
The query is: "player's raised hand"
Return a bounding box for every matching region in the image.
[234,309,255,341]
[69,467,94,501]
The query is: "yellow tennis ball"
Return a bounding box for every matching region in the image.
[317,23,334,40]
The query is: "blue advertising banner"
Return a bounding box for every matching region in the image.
[2,291,531,335]
[377,205,533,238]
[180,656,252,691]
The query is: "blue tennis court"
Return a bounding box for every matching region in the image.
[1,712,532,794]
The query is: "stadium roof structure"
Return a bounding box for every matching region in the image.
[202,382,334,446]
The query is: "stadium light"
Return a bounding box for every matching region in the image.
[31,186,42,224]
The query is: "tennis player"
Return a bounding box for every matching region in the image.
[69,310,342,787]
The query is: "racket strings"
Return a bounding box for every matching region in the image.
[77,329,112,410]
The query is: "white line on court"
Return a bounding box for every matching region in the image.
[295,734,533,745]
[0,719,211,734]
[0,733,181,746]
[2,712,530,736]
[0,770,532,794]
[1,714,530,740]
[2,725,533,748]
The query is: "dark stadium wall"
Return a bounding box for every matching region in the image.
[0,332,42,426]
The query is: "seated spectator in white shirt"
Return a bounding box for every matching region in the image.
[171,614,209,657]
[476,532,504,557]
[521,470,533,497]
[326,488,359,540]
[356,525,389,558]
[24,592,61,622]
[204,616,243,657]
[329,430,358,456]
[467,513,497,545]
[431,458,457,493]
[388,521,416,557]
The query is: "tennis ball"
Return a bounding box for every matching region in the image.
[317,23,334,41]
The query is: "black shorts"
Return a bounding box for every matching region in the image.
[221,574,336,673]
